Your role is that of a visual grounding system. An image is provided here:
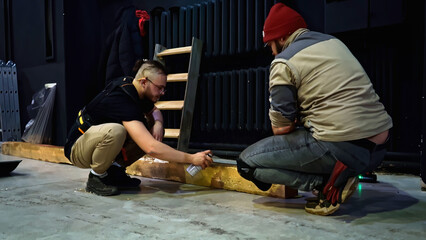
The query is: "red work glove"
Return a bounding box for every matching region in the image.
[322,160,348,205]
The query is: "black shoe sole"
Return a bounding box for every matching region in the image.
[110,177,141,190]
[85,186,120,196]
[114,184,141,190]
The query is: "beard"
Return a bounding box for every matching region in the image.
[275,40,285,54]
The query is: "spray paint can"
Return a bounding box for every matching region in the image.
[186,153,213,176]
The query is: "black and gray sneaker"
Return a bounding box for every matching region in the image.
[86,172,119,196]
[106,165,141,189]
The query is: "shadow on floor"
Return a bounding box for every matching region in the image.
[0,172,29,178]
[0,160,22,176]
[109,179,223,198]
[253,181,421,222]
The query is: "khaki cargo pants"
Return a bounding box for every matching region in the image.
[69,123,144,174]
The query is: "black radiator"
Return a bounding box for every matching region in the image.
[197,68,271,133]
[151,0,277,151]
[146,0,423,170]
[148,0,277,58]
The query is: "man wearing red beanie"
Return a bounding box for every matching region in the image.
[237,3,393,216]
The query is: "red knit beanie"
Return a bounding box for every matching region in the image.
[263,3,307,43]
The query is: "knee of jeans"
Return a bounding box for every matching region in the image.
[236,158,255,180]
[238,150,254,168]
[237,157,249,168]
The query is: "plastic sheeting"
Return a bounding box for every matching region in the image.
[22,83,57,144]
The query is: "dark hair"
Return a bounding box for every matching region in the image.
[133,59,166,77]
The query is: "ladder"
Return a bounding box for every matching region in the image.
[0,60,21,141]
[153,37,203,152]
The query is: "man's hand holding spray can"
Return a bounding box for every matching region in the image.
[187,153,213,176]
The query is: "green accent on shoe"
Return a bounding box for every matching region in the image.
[341,177,359,203]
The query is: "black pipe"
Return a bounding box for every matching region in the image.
[189,142,248,152]
[188,148,240,160]
[380,160,420,170]
[385,151,420,159]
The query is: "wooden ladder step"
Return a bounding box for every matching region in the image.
[167,73,188,82]
[164,128,180,138]
[155,100,184,110]
[157,46,192,57]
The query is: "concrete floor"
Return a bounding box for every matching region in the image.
[0,154,425,240]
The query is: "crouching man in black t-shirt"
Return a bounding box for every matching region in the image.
[64,60,212,196]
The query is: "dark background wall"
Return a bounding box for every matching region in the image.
[1,0,66,145]
[1,0,425,175]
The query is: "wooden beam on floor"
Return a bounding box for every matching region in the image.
[127,156,298,199]
[1,141,298,198]
[1,141,71,164]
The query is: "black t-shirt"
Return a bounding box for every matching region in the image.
[90,86,153,125]
[64,78,154,159]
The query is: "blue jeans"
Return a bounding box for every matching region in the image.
[239,128,386,191]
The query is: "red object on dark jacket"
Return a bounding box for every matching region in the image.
[135,10,150,37]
